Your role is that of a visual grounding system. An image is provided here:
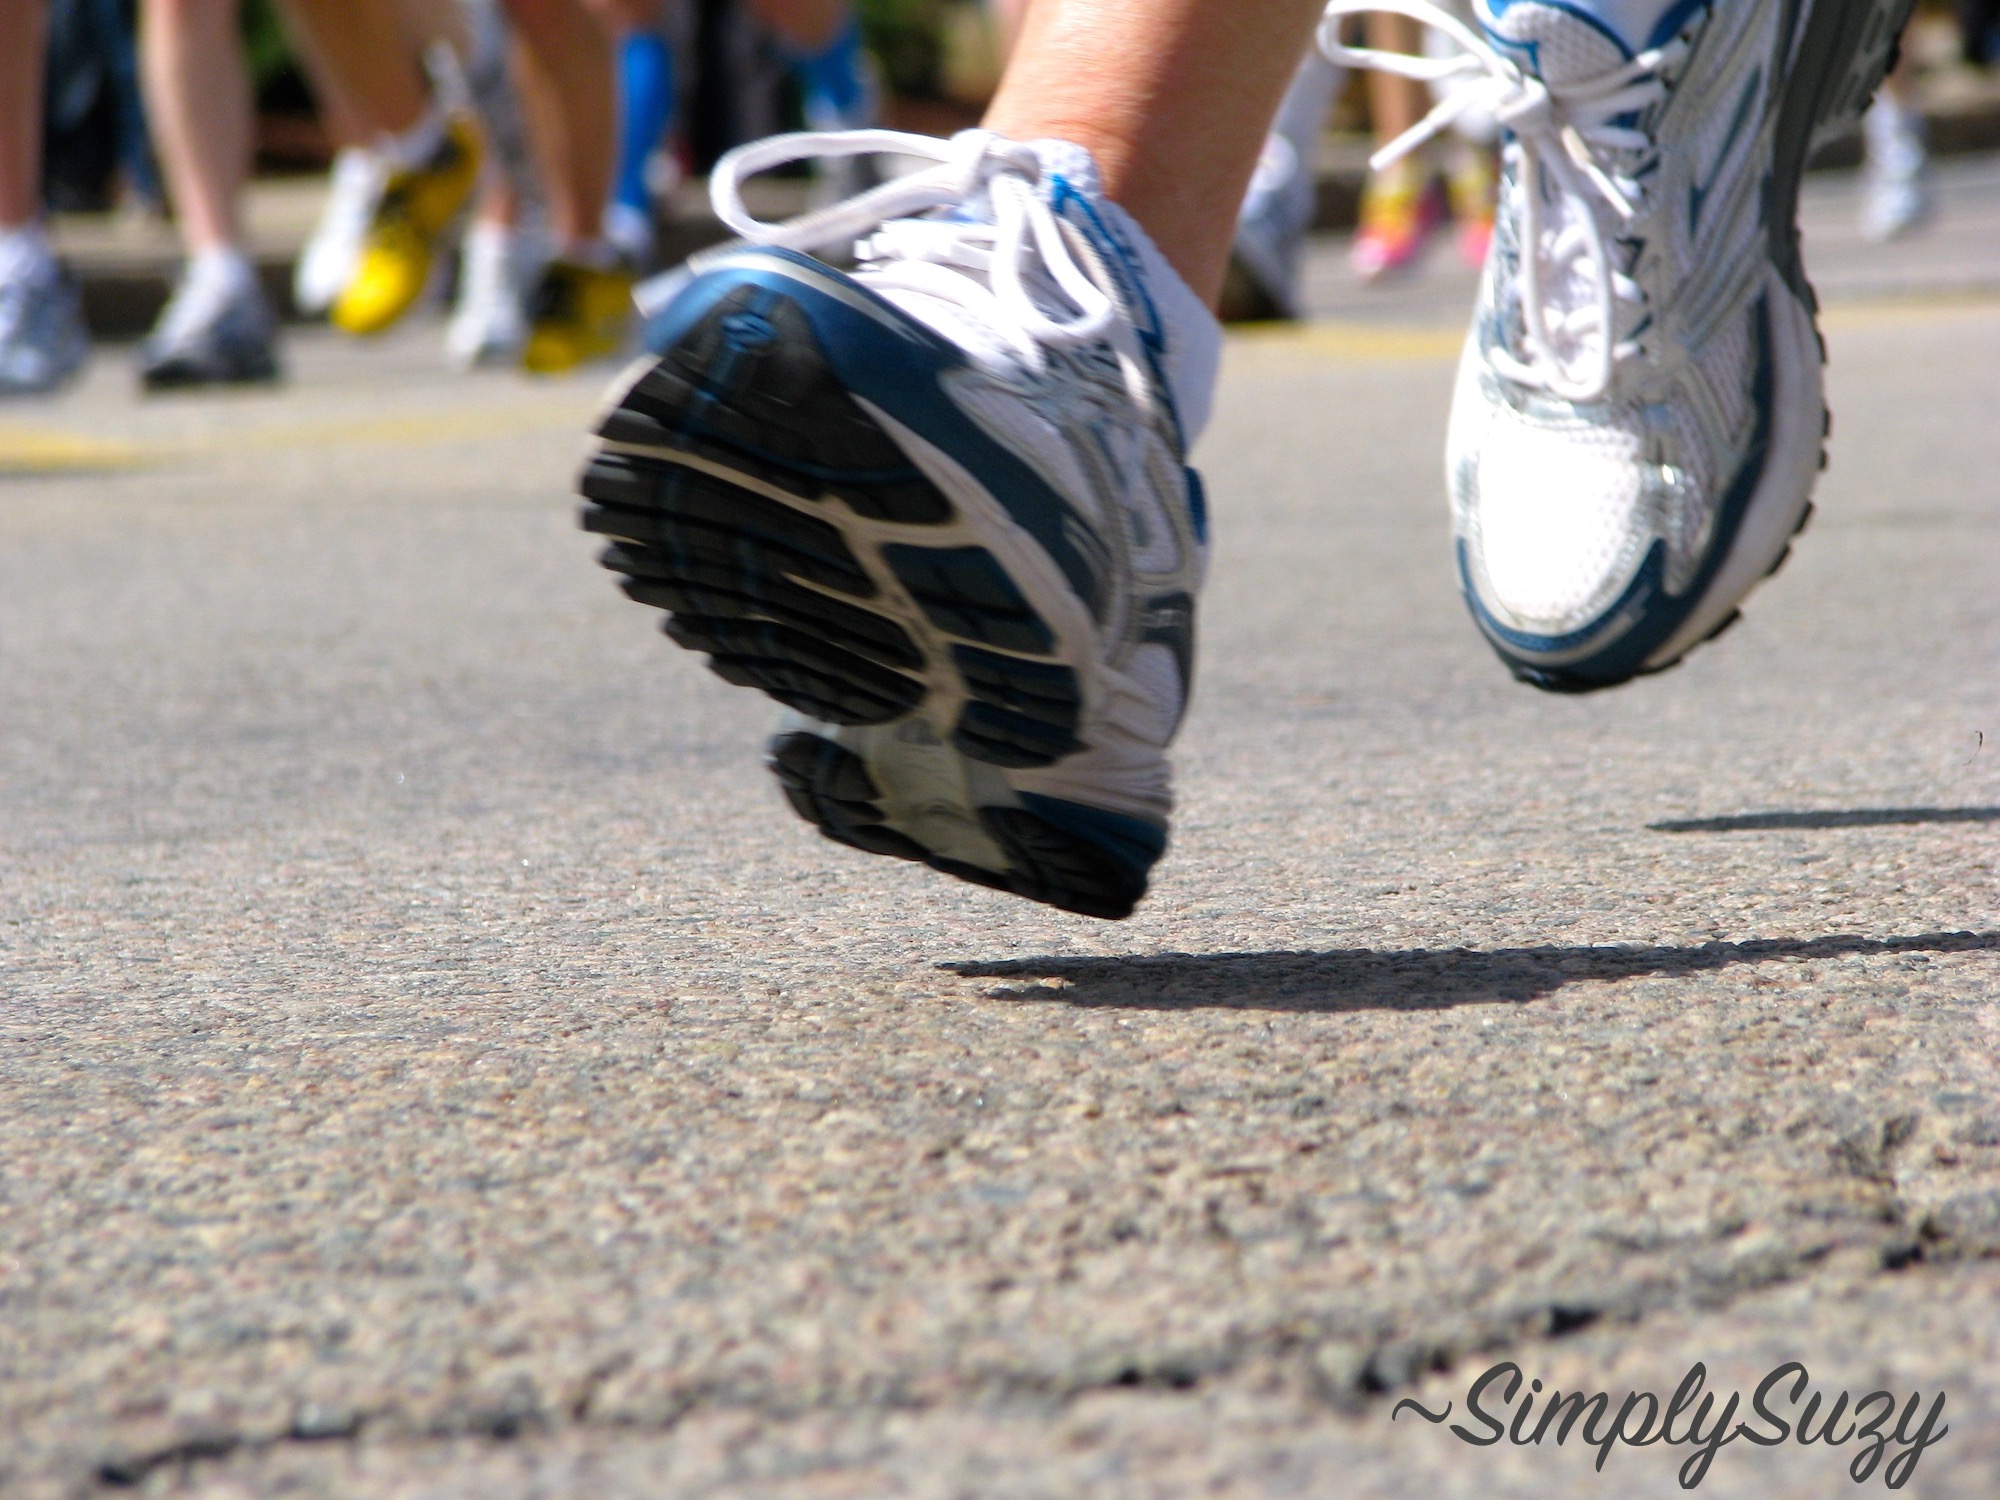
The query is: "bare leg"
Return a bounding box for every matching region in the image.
[990,0,1030,57]
[504,0,615,250]
[280,0,430,139]
[0,0,47,228]
[140,0,252,253]
[984,0,1325,303]
[400,0,473,56]
[1364,11,1427,143]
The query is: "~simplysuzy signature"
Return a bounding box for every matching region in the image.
[1391,1360,1950,1489]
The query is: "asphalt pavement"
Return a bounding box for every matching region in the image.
[3,164,1998,1499]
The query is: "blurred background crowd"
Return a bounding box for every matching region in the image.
[2,0,1994,397]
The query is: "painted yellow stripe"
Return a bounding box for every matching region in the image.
[1225,290,2000,368]
[1228,321,1464,364]
[0,430,147,475]
[0,395,598,478]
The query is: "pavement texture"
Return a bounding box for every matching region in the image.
[3,167,1998,1499]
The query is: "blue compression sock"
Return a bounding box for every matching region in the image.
[615,30,675,214]
[793,17,869,126]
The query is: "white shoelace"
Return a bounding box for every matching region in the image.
[1321,0,1688,402]
[702,127,1154,405]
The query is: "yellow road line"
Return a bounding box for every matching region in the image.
[0,430,147,475]
[0,396,598,478]
[1227,321,1464,364]
[1225,288,2000,368]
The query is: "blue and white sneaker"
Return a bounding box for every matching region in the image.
[0,238,89,397]
[1324,0,1916,691]
[580,130,1218,919]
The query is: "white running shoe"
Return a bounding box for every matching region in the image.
[140,250,280,391]
[578,129,1219,918]
[0,234,89,396]
[444,220,536,370]
[295,147,387,318]
[1859,91,1929,242]
[1324,0,1916,692]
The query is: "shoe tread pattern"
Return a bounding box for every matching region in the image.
[582,282,1085,766]
[768,732,1145,920]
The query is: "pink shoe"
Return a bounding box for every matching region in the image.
[1350,161,1444,281]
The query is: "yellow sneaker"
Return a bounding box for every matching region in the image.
[330,116,481,336]
[520,259,635,375]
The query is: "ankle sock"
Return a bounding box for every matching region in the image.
[1028,139,1223,447]
[188,245,256,299]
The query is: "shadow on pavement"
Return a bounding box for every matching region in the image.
[947,931,2000,1014]
[1651,807,2000,833]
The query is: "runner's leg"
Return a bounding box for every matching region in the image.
[984,0,1328,302]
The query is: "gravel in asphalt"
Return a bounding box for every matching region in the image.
[2,190,1997,1498]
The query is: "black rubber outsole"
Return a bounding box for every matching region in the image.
[768,731,1148,921]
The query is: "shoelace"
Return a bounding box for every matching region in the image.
[702,127,1155,406]
[1321,0,1688,402]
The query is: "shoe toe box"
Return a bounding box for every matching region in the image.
[1460,406,1657,636]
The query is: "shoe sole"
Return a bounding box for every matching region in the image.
[1481,0,1919,693]
[140,351,282,392]
[576,251,1166,919]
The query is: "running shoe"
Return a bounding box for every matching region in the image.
[139,252,280,391]
[576,129,1216,918]
[0,245,89,396]
[1859,91,1929,242]
[445,220,537,369]
[295,146,386,317]
[1349,155,1445,281]
[331,115,481,337]
[521,257,636,374]
[1323,0,1917,692]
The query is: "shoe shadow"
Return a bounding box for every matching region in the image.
[946,931,2000,1015]
[1650,807,2000,834]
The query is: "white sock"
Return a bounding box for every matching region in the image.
[1028,139,1225,448]
[0,222,56,286]
[187,245,257,300]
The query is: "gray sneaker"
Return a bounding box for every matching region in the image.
[0,260,90,396]
[140,259,281,391]
[1224,51,1342,323]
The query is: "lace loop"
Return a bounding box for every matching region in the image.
[1321,0,1683,402]
[704,127,1135,372]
